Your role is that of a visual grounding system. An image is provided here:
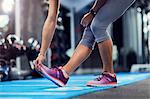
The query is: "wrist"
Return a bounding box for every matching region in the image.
[38,53,46,57]
[89,9,97,16]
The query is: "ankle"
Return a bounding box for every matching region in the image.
[61,68,69,78]
[62,66,71,75]
[103,71,116,77]
[103,69,114,74]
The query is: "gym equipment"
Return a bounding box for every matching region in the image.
[0,59,10,81]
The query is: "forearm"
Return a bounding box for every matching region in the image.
[91,0,107,12]
[40,18,57,56]
[40,0,60,56]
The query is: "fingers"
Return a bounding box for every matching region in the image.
[34,60,38,69]
[35,59,42,66]
[81,13,94,27]
[34,59,39,66]
[80,17,86,27]
[34,58,42,69]
[81,16,90,27]
[34,60,42,71]
[35,55,44,65]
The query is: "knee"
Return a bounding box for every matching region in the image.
[79,27,95,50]
[90,20,111,43]
[90,19,107,34]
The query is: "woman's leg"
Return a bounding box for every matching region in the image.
[86,0,136,86]
[63,27,95,75]
[98,39,114,73]
[90,0,136,74]
[63,44,92,75]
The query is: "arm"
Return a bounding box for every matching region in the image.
[35,0,60,66]
[40,0,60,56]
[81,0,107,27]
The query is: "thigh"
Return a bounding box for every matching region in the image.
[92,0,136,27]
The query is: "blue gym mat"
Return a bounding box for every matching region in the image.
[0,72,150,99]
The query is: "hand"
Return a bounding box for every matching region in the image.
[80,12,94,27]
[34,54,45,70]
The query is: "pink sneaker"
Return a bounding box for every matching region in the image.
[87,72,117,86]
[35,64,69,87]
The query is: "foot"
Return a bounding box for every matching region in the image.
[87,72,117,86]
[35,64,69,87]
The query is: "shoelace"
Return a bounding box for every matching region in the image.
[50,66,63,73]
[51,66,64,78]
[35,65,42,71]
[95,73,106,81]
[50,66,59,71]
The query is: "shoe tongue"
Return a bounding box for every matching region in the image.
[58,66,63,69]
[103,72,116,77]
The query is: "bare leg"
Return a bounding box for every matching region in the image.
[98,39,114,74]
[62,44,92,75]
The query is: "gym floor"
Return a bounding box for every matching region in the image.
[77,79,150,99]
[0,73,150,99]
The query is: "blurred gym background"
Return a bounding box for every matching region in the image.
[0,0,150,81]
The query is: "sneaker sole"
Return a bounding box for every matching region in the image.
[40,66,65,87]
[87,82,118,87]
[35,68,46,78]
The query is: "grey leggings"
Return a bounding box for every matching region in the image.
[80,0,136,50]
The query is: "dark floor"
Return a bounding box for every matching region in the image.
[77,79,150,99]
